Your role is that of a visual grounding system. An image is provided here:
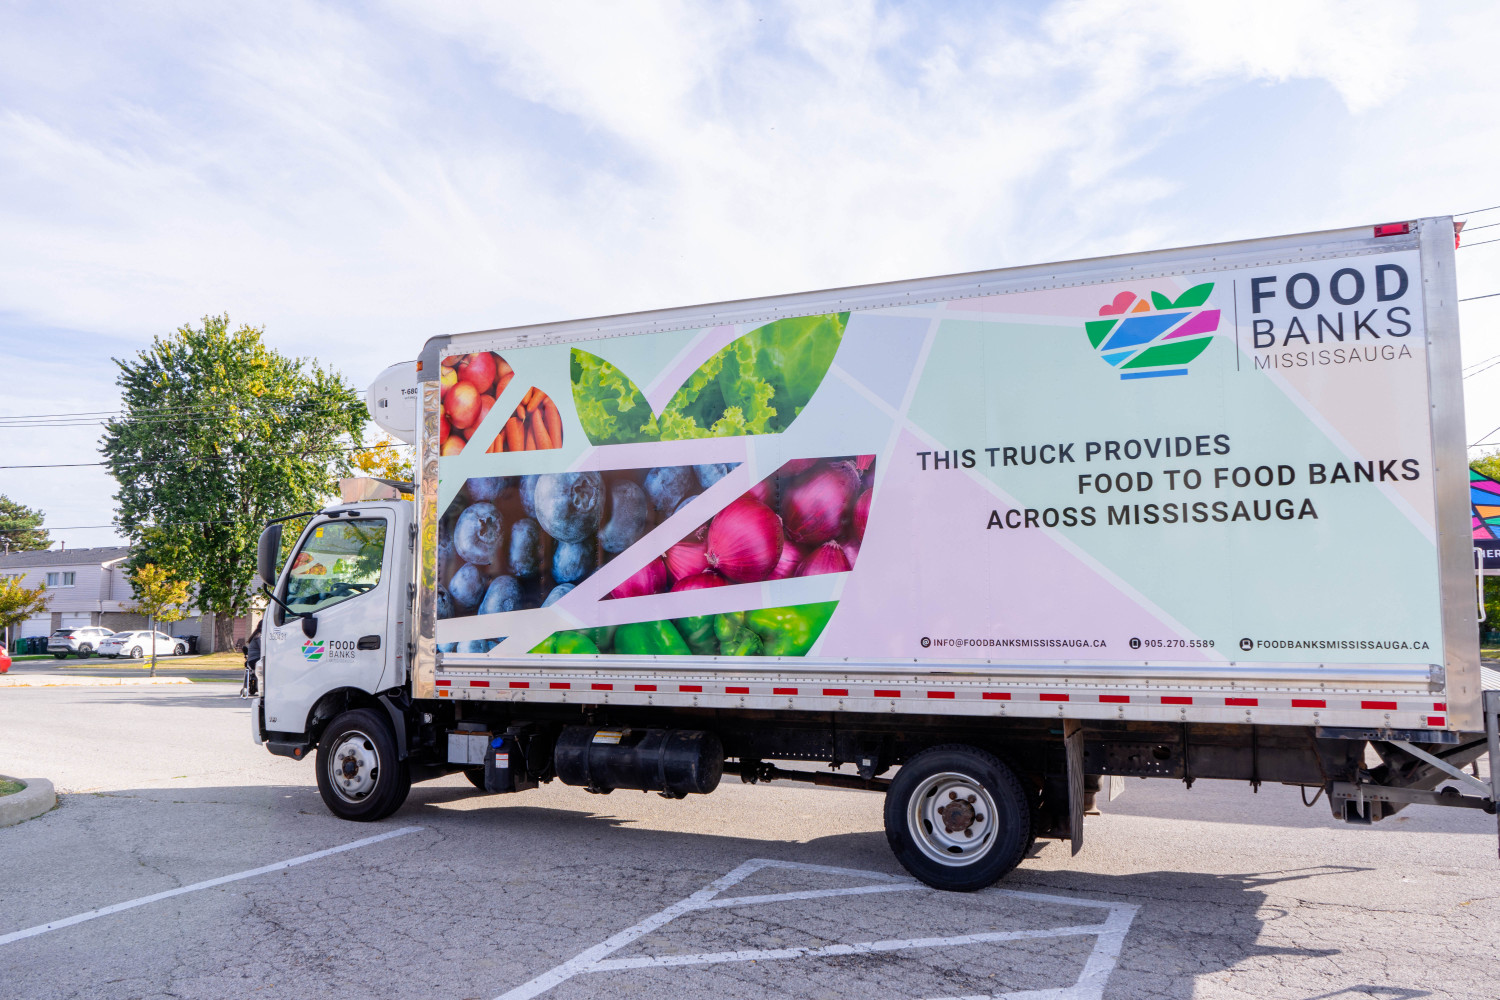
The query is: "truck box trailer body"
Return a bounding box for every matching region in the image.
[251,216,1500,890]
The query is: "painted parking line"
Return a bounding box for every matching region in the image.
[495,857,1138,1000]
[0,825,423,948]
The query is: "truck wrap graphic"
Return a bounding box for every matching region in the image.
[433,246,1444,671]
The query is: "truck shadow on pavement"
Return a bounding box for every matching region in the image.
[6,782,1435,1000]
[392,786,1352,1000]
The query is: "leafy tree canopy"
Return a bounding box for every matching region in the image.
[0,495,50,552]
[1473,450,1500,482]
[102,315,367,647]
[0,576,48,631]
[128,563,193,625]
[353,435,414,484]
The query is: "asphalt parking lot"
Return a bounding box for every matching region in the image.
[1,686,1496,1000]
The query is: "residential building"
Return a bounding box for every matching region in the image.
[0,545,257,652]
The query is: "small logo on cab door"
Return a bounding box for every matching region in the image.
[301,640,325,661]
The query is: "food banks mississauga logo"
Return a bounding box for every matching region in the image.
[300,640,325,661]
[1085,284,1219,380]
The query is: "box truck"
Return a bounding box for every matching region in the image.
[248,216,1499,890]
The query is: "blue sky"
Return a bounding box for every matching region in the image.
[3,0,1500,546]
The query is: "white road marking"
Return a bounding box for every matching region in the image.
[0,825,423,948]
[591,923,1112,971]
[494,857,1139,1000]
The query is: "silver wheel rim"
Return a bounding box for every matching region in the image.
[907,771,1000,867]
[131,647,141,658]
[328,730,381,804]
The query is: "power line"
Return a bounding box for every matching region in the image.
[1458,236,1500,249]
[1464,357,1500,380]
[0,441,409,471]
[1471,423,1500,448]
[1461,220,1500,233]
[0,403,363,429]
[1460,291,1500,302]
[1457,203,1500,216]
[1464,351,1500,372]
[0,519,238,533]
[0,392,362,426]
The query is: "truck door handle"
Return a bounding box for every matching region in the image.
[357,635,382,650]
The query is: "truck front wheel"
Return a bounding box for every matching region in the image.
[884,744,1031,891]
[315,709,411,821]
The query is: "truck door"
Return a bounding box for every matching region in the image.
[262,514,391,736]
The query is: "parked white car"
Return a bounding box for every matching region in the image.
[99,631,187,658]
[47,626,115,659]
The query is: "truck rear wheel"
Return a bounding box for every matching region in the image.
[315,709,411,821]
[464,768,488,791]
[884,744,1031,892]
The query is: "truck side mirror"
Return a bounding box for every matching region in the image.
[256,523,283,591]
[301,615,318,639]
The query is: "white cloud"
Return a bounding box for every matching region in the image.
[1,0,1498,544]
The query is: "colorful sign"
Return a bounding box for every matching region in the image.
[1472,469,1500,572]
[433,247,1447,668]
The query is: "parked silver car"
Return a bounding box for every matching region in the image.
[47,626,115,659]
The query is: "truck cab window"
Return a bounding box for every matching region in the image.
[283,519,387,619]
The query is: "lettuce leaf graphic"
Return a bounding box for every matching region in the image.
[570,349,658,445]
[658,312,847,440]
[571,312,849,444]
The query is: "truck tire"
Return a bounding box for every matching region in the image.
[315,708,412,822]
[464,768,488,791]
[884,744,1031,892]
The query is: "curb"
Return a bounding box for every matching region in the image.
[0,675,194,688]
[0,776,56,827]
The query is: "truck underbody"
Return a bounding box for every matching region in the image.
[260,682,1500,889]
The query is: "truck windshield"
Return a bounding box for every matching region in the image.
[284,518,387,617]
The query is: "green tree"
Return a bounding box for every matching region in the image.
[127,563,193,676]
[0,577,49,651]
[352,434,414,484]
[102,315,367,652]
[1472,450,1500,482]
[0,495,49,552]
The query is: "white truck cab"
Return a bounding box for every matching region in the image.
[251,480,416,818]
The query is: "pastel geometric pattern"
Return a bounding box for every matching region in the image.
[1086,284,1219,380]
[1470,468,1500,539]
